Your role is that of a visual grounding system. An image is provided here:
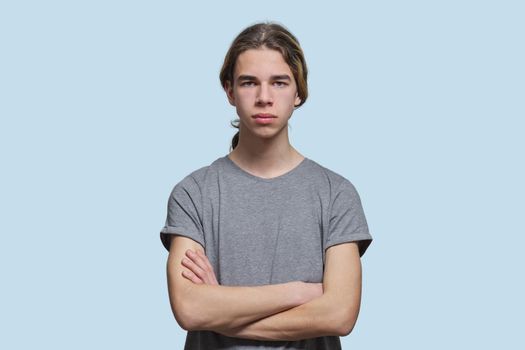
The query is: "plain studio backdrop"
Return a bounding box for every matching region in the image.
[1,0,523,349]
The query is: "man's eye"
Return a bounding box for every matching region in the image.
[274,81,288,87]
[241,81,256,86]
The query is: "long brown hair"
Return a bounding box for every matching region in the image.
[219,21,309,151]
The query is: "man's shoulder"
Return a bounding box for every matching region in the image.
[177,155,224,188]
[305,158,351,189]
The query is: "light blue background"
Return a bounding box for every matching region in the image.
[1,0,523,349]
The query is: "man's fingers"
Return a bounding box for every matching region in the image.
[181,257,206,279]
[182,249,219,286]
[182,269,203,284]
[186,250,208,271]
[195,250,219,285]
[196,250,214,271]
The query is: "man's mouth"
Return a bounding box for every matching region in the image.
[252,113,277,119]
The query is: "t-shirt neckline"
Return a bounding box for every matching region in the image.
[223,154,309,182]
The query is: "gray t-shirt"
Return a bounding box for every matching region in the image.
[160,154,373,350]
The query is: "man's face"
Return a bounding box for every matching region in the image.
[225,47,301,139]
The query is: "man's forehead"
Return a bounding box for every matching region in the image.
[234,49,291,72]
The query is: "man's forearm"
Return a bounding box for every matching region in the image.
[180,281,303,331]
[213,292,345,341]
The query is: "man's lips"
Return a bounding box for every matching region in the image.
[252,113,277,118]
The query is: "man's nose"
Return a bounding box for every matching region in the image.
[256,83,273,105]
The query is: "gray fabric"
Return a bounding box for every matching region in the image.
[160,154,373,350]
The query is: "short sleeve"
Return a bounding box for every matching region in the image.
[160,176,205,252]
[325,179,373,258]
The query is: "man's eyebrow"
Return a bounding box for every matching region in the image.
[237,75,256,82]
[271,74,292,81]
[237,74,292,81]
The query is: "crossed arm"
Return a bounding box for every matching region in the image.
[167,236,363,341]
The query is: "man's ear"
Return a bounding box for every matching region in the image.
[224,81,235,106]
[294,92,302,107]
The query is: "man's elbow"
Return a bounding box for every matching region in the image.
[170,286,204,331]
[337,319,356,337]
[172,304,193,331]
[335,306,359,336]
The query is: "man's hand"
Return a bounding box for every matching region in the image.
[181,249,219,285]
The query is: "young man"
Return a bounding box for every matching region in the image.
[161,22,373,349]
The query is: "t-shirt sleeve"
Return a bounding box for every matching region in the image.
[160,176,205,252]
[325,179,373,258]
